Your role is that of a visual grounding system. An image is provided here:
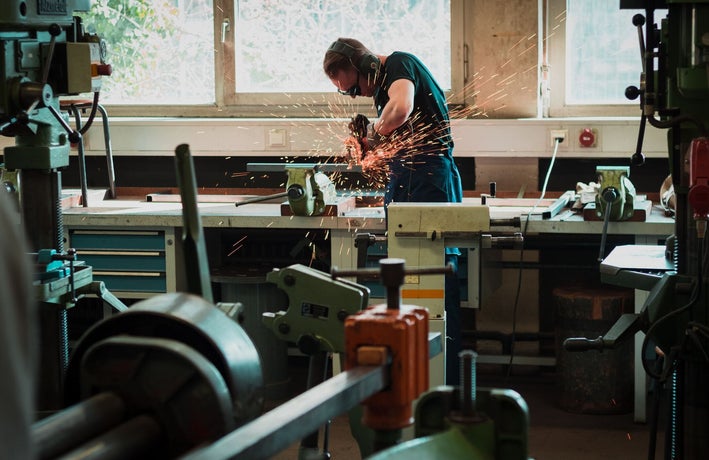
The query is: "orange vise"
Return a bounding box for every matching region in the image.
[344,302,428,430]
[337,258,452,431]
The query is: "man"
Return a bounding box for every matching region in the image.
[323,38,463,385]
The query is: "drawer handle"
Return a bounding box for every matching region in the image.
[71,230,161,236]
[92,271,163,277]
[78,251,162,257]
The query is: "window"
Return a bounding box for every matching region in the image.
[79,0,215,106]
[231,1,450,94]
[79,0,459,117]
[546,0,648,117]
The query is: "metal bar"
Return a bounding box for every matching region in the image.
[331,263,454,280]
[246,162,363,173]
[58,414,163,460]
[83,281,128,313]
[69,105,89,207]
[181,365,388,460]
[541,190,575,219]
[174,144,213,303]
[96,104,117,199]
[475,355,556,366]
[32,392,126,459]
[234,191,288,207]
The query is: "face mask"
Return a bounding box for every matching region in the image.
[336,71,361,97]
[338,84,361,97]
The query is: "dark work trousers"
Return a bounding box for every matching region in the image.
[445,253,461,386]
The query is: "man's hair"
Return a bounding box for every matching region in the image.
[323,37,374,77]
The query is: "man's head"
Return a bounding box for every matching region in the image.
[323,38,380,98]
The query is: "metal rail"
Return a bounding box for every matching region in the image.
[181,365,388,460]
[246,162,363,173]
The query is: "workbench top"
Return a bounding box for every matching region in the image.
[61,191,387,231]
[61,190,675,236]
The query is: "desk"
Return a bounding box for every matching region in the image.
[62,195,675,422]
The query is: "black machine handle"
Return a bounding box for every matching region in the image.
[563,336,605,352]
[563,313,640,353]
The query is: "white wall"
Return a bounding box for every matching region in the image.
[11,117,663,159]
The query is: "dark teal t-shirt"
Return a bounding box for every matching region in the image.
[374,52,462,256]
[373,51,454,156]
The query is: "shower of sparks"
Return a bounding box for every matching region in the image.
[226,235,248,257]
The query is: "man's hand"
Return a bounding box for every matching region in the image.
[349,114,370,140]
[365,122,388,151]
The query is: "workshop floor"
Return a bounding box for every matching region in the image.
[267,356,664,460]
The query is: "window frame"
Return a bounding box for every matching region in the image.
[546,0,641,118]
[104,0,466,118]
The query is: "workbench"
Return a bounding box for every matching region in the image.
[62,192,675,422]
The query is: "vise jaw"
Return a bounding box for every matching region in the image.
[595,166,637,221]
[263,264,369,353]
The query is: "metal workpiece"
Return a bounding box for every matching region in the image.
[263,263,370,353]
[175,144,213,303]
[33,392,127,459]
[181,364,389,460]
[246,162,364,173]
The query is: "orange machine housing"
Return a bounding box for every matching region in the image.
[344,303,429,430]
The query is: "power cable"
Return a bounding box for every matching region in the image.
[505,136,562,381]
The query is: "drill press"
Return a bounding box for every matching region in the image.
[0,0,116,410]
[567,2,709,458]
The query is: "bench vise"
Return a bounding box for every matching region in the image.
[262,263,369,354]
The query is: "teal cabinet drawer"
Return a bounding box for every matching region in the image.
[68,229,170,294]
[77,251,166,272]
[92,272,167,293]
[70,230,165,251]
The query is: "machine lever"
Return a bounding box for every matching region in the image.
[632,14,646,73]
[563,337,604,352]
[631,113,647,166]
[47,105,81,144]
[332,258,453,311]
[563,313,640,352]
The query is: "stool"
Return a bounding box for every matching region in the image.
[60,99,116,206]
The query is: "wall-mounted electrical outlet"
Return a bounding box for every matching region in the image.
[549,129,568,147]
